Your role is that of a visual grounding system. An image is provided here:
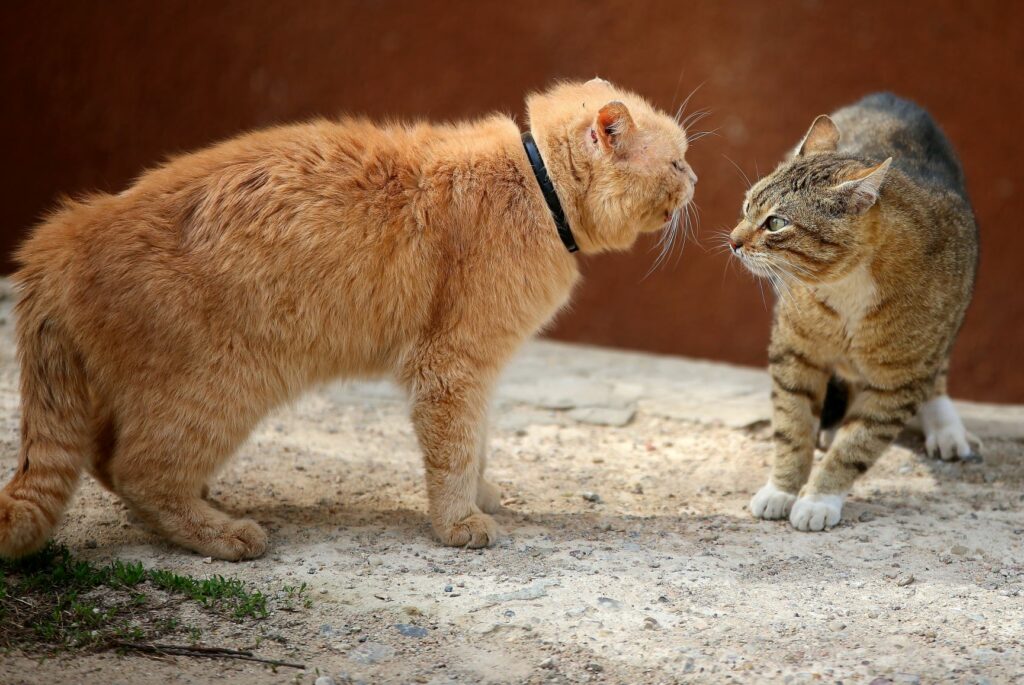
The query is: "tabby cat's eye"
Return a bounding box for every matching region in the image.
[762,215,790,232]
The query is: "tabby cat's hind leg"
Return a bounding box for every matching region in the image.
[918,364,981,461]
[816,376,851,451]
[919,395,981,461]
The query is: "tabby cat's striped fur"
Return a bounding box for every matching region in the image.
[730,93,979,531]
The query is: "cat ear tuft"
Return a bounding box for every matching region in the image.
[835,157,892,214]
[594,101,636,154]
[797,115,841,156]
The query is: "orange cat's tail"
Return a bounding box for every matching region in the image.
[0,297,90,558]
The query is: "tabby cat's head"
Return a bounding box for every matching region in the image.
[729,115,892,283]
[526,79,696,253]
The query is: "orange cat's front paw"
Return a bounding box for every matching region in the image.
[436,512,499,549]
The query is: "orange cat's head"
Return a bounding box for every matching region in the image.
[526,79,696,253]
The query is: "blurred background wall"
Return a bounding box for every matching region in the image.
[1,0,1021,401]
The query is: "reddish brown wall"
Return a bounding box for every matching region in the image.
[1,1,1021,401]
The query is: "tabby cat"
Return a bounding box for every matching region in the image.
[730,93,979,531]
[0,79,696,559]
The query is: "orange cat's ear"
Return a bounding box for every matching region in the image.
[797,115,840,156]
[593,101,636,154]
[834,157,892,214]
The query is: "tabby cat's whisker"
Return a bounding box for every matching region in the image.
[721,154,752,190]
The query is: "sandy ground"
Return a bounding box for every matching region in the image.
[0,281,1022,685]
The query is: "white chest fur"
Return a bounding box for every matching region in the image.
[812,263,879,332]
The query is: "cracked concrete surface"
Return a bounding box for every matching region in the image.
[0,280,1022,684]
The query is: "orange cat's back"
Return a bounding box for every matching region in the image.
[18,120,446,389]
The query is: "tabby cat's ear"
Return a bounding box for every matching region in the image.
[797,115,840,156]
[594,101,636,154]
[834,157,892,214]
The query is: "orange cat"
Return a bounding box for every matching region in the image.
[0,79,695,560]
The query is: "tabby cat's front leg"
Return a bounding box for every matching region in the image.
[791,377,930,531]
[750,348,830,521]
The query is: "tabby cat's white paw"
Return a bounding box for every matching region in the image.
[919,395,982,461]
[789,493,844,532]
[750,481,797,520]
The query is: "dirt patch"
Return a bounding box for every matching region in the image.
[0,291,1021,684]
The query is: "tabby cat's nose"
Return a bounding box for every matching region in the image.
[729,237,743,252]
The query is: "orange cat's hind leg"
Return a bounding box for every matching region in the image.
[108,424,267,561]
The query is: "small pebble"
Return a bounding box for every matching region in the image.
[581,492,602,503]
[394,623,428,638]
[897,574,915,587]
[643,616,660,630]
[539,657,558,669]
[444,585,453,593]
[315,677,336,685]
[348,641,394,664]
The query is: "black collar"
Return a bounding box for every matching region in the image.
[521,131,579,253]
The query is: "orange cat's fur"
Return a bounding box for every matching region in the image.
[0,79,695,560]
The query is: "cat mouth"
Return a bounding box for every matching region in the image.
[737,255,773,278]
[736,253,808,289]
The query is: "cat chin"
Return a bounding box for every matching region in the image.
[737,259,773,279]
